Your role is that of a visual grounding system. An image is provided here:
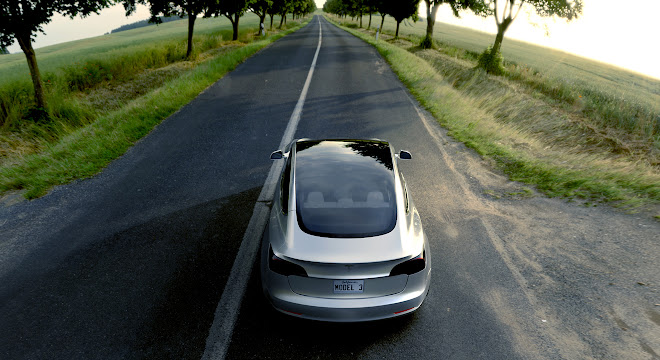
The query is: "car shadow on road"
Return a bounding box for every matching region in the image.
[226,261,419,360]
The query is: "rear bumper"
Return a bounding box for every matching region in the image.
[263,267,431,322]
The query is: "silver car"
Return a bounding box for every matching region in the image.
[260,139,431,322]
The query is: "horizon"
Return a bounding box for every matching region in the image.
[2,1,659,80]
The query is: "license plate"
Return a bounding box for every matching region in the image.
[333,280,364,294]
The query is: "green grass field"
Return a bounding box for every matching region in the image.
[0,15,262,84]
[346,16,660,161]
[371,16,660,113]
[0,14,269,130]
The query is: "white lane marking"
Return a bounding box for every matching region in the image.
[279,17,323,150]
[201,16,322,360]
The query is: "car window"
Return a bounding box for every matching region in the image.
[294,140,397,238]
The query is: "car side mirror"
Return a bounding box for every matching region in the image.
[398,150,412,160]
[270,150,284,160]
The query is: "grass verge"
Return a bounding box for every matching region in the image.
[0,18,310,199]
[0,15,275,160]
[326,16,659,216]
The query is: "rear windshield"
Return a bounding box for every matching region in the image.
[294,140,397,238]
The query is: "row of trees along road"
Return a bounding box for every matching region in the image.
[323,0,422,39]
[0,0,315,116]
[323,0,582,73]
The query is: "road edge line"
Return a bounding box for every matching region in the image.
[201,15,323,360]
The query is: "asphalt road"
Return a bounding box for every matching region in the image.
[2,15,659,360]
[224,17,542,360]
[0,17,318,359]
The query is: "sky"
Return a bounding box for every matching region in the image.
[4,0,660,80]
[425,0,660,80]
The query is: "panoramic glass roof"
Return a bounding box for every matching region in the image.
[294,140,397,238]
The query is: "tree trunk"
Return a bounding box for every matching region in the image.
[269,14,274,30]
[259,14,266,35]
[395,21,400,38]
[368,13,372,29]
[186,14,197,58]
[17,32,47,110]
[359,12,363,28]
[380,14,385,31]
[492,18,512,55]
[232,13,240,40]
[279,13,285,28]
[425,1,439,40]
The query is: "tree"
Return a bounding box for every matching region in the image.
[271,0,292,29]
[0,46,9,55]
[215,0,251,40]
[303,0,316,16]
[385,0,421,38]
[325,0,367,24]
[364,0,380,29]
[347,0,367,27]
[268,0,283,29]
[0,0,114,111]
[421,0,489,48]
[323,0,341,15]
[250,0,273,33]
[124,0,216,58]
[486,0,582,56]
[292,0,304,19]
[292,0,315,19]
[373,0,388,31]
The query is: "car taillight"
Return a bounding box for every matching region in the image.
[269,246,308,277]
[389,250,425,276]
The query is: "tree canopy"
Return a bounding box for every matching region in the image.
[269,0,314,29]
[0,0,114,111]
[383,0,421,38]
[476,0,582,74]
[269,0,291,29]
[250,0,274,31]
[292,0,316,19]
[420,0,489,48]
[486,0,582,55]
[324,0,421,38]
